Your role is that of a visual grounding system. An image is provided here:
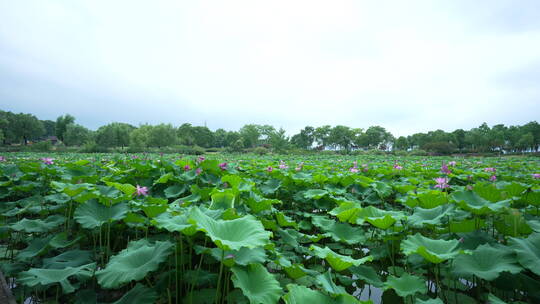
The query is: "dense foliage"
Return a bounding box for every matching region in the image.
[1,110,539,154]
[1,152,540,303]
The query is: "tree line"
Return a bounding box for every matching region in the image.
[1,110,539,154]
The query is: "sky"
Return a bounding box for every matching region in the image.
[1,0,539,137]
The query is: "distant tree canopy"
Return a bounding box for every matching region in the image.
[1,109,539,153]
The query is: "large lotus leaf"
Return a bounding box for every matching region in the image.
[304,189,329,199]
[448,218,485,233]
[276,212,299,229]
[508,232,540,275]
[10,214,65,233]
[358,206,398,229]
[282,284,366,304]
[452,190,510,215]
[141,197,168,218]
[371,181,393,198]
[104,181,136,196]
[196,246,267,267]
[524,190,540,206]
[19,262,96,293]
[164,184,188,198]
[231,263,283,304]
[316,269,346,295]
[349,265,384,288]
[42,250,93,269]
[260,179,281,195]
[401,233,461,263]
[384,273,427,298]
[312,216,367,244]
[407,191,448,209]
[210,190,236,210]
[494,209,533,237]
[51,181,93,197]
[408,205,455,228]
[310,245,373,271]
[96,239,174,288]
[189,207,271,251]
[112,283,158,304]
[415,298,444,304]
[152,212,194,234]
[74,199,128,229]
[247,198,281,213]
[473,182,504,202]
[501,182,527,199]
[329,202,363,224]
[452,244,522,280]
[16,236,53,261]
[284,264,319,279]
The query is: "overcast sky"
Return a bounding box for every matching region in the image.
[1,1,539,137]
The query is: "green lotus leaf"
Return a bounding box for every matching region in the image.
[42,250,93,269]
[494,209,533,237]
[524,190,540,206]
[312,216,367,244]
[452,190,510,215]
[508,232,540,275]
[231,263,283,304]
[528,220,540,233]
[10,214,65,233]
[384,273,427,298]
[112,283,158,304]
[310,245,373,271]
[152,212,194,234]
[349,265,384,288]
[210,190,236,210]
[449,218,485,233]
[164,184,187,198]
[329,202,363,224]
[284,283,370,304]
[415,298,444,304]
[196,246,267,267]
[276,212,299,229]
[141,197,168,218]
[408,205,455,228]
[189,207,271,251]
[74,199,128,229]
[316,269,346,295]
[19,262,96,294]
[486,293,508,304]
[283,264,319,279]
[16,236,53,261]
[304,189,329,199]
[401,233,461,263]
[104,181,136,196]
[372,181,393,198]
[260,179,281,195]
[357,206,400,229]
[247,198,281,213]
[452,244,522,280]
[96,239,174,288]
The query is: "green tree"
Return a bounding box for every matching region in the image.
[328,125,354,151]
[64,124,91,146]
[13,113,45,145]
[96,122,134,148]
[129,125,152,148]
[239,124,261,148]
[268,128,290,152]
[191,126,214,148]
[55,114,75,142]
[314,125,331,150]
[291,126,315,150]
[148,124,177,148]
[41,120,56,137]
[177,123,195,146]
[362,126,393,150]
[394,136,409,150]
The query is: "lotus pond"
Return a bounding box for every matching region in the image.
[1,153,540,304]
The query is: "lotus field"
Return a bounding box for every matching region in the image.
[1,153,540,304]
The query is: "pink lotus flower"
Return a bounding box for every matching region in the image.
[484,167,496,173]
[466,185,473,191]
[489,175,497,181]
[278,161,288,169]
[441,162,452,174]
[184,165,191,171]
[131,155,139,159]
[0,156,6,162]
[267,166,273,172]
[41,157,54,165]
[434,177,450,189]
[349,167,359,173]
[393,164,403,170]
[196,168,202,175]
[197,156,205,162]
[533,173,540,179]
[448,161,457,166]
[219,162,228,170]
[136,185,148,196]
